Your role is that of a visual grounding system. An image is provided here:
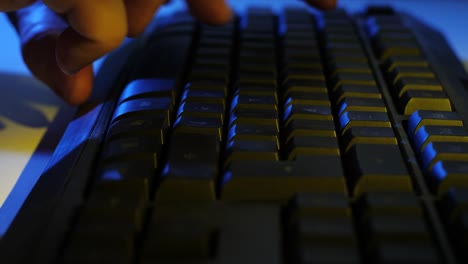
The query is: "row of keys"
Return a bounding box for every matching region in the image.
[407,110,468,194]
[366,14,452,115]
[321,10,413,195]
[60,16,198,263]
[284,191,441,263]
[158,22,236,202]
[65,191,444,263]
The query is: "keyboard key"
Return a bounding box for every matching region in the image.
[356,192,422,216]
[429,160,468,194]
[406,110,463,138]
[286,135,340,159]
[283,104,333,125]
[420,142,468,171]
[287,193,351,218]
[341,127,397,152]
[174,115,224,141]
[333,84,382,103]
[399,90,452,115]
[106,115,168,144]
[118,78,176,104]
[112,97,172,124]
[101,137,161,167]
[337,97,387,115]
[96,160,155,194]
[345,144,412,194]
[394,76,443,98]
[222,157,347,201]
[339,111,391,133]
[143,219,217,260]
[157,133,220,201]
[412,125,468,153]
[284,119,336,142]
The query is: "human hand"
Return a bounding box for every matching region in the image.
[3,0,336,105]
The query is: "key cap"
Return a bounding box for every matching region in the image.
[287,193,351,218]
[106,115,168,144]
[355,192,422,216]
[222,157,347,201]
[293,216,356,243]
[143,219,217,260]
[420,142,468,171]
[177,101,225,121]
[229,107,279,129]
[407,110,463,138]
[286,135,340,159]
[95,160,155,194]
[429,160,468,194]
[345,144,412,194]
[112,97,172,124]
[339,111,391,133]
[227,123,279,144]
[156,133,220,201]
[101,137,161,167]
[284,104,334,125]
[283,91,330,107]
[296,244,361,264]
[118,78,176,104]
[337,97,387,115]
[341,127,397,152]
[399,90,452,115]
[174,115,224,141]
[62,231,134,264]
[412,125,468,153]
[369,240,440,264]
[333,84,382,103]
[393,76,442,96]
[284,119,336,142]
[225,139,279,164]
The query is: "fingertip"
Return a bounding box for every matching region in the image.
[186,0,233,25]
[58,66,94,105]
[22,33,93,105]
[304,0,337,10]
[55,27,125,75]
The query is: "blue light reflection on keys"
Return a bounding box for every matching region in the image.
[339,111,350,132]
[407,110,423,139]
[431,160,447,183]
[413,126,430,152]
[420,142,437,171]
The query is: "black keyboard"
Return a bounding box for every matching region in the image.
[2,5,468,264]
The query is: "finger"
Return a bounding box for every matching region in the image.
[0,0,35,12]
[43,0,127,74]
[185,0,232,25]
[303,0,337,10]
[124,0,166,37]
[16,2,93,105]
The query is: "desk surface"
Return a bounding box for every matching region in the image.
[0,0,467,221]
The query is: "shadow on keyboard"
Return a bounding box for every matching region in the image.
[2,4,468,264]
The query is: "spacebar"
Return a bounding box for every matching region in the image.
[221,157,347,201]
